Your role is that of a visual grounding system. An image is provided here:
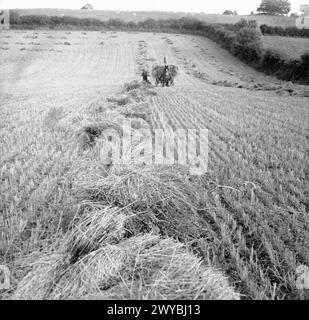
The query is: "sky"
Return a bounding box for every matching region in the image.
[0,0,307,14]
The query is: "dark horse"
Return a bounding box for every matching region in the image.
[159,65,172,87]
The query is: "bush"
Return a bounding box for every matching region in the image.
[301,51,309,66]
[260,24,274,35]
[279,59,302,81]
[221,30,237,50]
[260,24,309,38]
[235,27,262,44]
[233,40,263,63]
[235,19,249,30]
[232,27,263,63]
[300,52,309,83]
[248,20,258,29]
[260,49,285,73]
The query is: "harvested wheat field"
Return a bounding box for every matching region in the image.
[0,30,309,301]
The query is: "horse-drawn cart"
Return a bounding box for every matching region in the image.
[152,64,179,87]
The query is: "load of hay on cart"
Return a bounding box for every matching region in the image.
[152,64,179,87]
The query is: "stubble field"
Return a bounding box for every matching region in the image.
[0,30,308,300]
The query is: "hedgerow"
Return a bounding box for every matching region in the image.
[260,24,309,38]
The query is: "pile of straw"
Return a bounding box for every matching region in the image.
[74,164,206,242]
[13,228,240,300]
[76,118,124,149]
[74,81,153,150]
[117,102,151,124]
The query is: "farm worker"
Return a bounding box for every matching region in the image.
[142,69,151,84]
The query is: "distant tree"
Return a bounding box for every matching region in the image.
[233,11,238,15]
[251,11,255,15]
[290,12,299,18]
[81,3,94,10]
[223,10,234,15]
[257,0,291,15]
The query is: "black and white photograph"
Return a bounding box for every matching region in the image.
[0,0,308,303]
